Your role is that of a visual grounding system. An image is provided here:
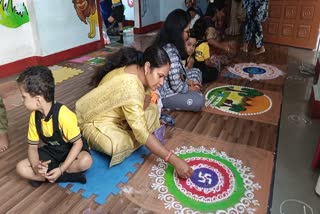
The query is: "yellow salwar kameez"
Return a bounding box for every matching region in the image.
[76,67,160,167]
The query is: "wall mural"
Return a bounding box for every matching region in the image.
[127,0,133,7]
[0,0,29,28]
[72,0,98,38]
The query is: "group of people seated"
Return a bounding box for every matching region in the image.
[0,1,269,187]
[185,0,268,55]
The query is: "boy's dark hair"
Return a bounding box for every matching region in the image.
[187,7,196,15]
[189,28,197,39]
[152,9,191,60]
[16,66,55,102]
[193,18,207,40]
[91,45,170,86]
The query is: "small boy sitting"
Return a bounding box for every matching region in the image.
[184,30,202,88]
[193,19,220,84]
[16,66,92,187]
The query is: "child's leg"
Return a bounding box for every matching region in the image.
[16,159,46,181]
[0,97,9,152]
[107,13,115,24]
[114,5,125,43]
[117,21,124,43]
[64,151,92,173]
[54,150,92,184]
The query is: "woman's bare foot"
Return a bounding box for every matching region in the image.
[0,132,9,152]
[252,46,265,55]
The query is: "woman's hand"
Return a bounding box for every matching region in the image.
[144,135,193,180]
[171,155,193,179]
[223,42,236,56]
[188,81,202,92]
[186,57,195,69]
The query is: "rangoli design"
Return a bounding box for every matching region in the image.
[227,63,283,81]
[205,85,272,116]
[149,146,261,213]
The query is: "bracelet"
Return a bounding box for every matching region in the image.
[164,151,173,162]
[59,164,64,176]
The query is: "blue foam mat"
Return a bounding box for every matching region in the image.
[58,146,150,204]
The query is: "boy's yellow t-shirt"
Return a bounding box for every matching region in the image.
[112,0,121,4]
[27,105,81,145]
[195,42,210,62]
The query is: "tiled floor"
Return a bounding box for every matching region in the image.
[270,47,320,213]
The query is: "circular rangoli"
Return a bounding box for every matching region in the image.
[149,146,261,213]
[205,85,272,116]
[227,63,283,81]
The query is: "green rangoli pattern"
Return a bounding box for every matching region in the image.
[149,146,261,213]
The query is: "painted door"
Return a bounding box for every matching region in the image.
[263,0,320,49]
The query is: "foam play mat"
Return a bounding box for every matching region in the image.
[87,56,105,65]
[58,146,150,204]
[50,65,84,84]
[69,55,92,63]
[122,130,274,213]
[203,83,282,125]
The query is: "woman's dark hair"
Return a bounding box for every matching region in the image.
[193,18,207,41]
[16,66,55,102]
[91,45,170,86]
[152,9,191,60]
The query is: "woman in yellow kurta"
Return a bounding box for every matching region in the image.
[76,45,193,179]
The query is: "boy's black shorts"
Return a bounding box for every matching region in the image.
[38,137,90,172]
[110,4,124,23]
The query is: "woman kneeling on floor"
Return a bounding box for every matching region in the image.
[75,45,193,179]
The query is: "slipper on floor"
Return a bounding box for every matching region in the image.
[160,113,176,126]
